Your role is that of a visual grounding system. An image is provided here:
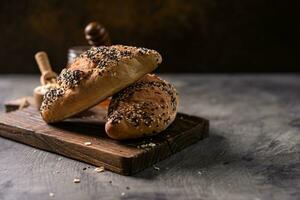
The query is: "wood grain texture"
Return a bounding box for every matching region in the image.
[0,75,300,200]
[0,100,208,175]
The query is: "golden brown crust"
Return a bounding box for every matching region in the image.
[40,45,162,123]
[105,74,179,140]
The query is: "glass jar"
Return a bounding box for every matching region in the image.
[67,46,91,64]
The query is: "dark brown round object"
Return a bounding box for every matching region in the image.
[84,22,111,46]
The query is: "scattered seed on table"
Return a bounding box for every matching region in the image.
[73,178,80,183]
[94,166,105,173]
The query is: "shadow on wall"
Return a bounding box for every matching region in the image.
[0,0,299,73]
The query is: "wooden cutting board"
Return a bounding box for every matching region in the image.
[0,98,209,175]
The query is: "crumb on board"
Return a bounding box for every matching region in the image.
[94,166,105,173]
[73,178,80,183]
[57,157,62,161]
[84,142,92,146]
[121,192,125,196]
[137,142,156,149]
[49,193,54,197]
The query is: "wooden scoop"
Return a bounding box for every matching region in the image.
[34,51,58,109]
[35,52,57,85]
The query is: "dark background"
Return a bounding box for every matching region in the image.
[0,0,299,74]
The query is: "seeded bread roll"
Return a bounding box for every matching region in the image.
[105,74,179,140]
[40,45,162,123]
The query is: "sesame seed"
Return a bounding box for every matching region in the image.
[149,143,156,147]
[94,166,105,173]
[82,46,136,69]
[40,87,65,111]
[49,193,54,197]
[84,142,92,146]
[107,78,178,129]
[57,69,84,88]
[73,178,80,183]
[137,142,157,149]
[153,165,160,171]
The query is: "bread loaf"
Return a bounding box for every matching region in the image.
[105,74,179,140]
[40,45,162,123]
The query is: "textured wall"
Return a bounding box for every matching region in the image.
[0,0,299,73]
